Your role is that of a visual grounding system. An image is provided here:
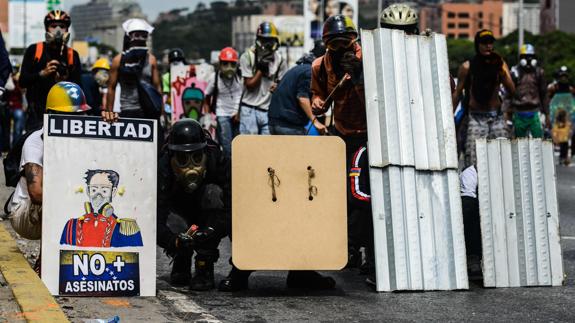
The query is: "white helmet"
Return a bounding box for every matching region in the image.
[122,18,154,35]
[380,4,418,26]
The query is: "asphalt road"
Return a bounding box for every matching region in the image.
[1,162,575,322]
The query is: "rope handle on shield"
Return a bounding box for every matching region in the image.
[306,73,352,135]
[267,167,280,202]
[307,166,318,201]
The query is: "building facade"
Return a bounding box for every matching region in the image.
[70,0,147,51]
[502,2,540,36]
[440,0,503,40]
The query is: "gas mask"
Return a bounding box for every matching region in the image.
[88,184,114,213]
[256,38,279,62]
[45,26,70,46]
[519,55,537,68]
[171,150,207,193]
[94,69,109,87]
[219,61,237,79]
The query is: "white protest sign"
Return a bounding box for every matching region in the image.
[41,115,157,296]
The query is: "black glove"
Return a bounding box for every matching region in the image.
[340,52,363,84]
[256,60,270,75]
[176,227,216,250]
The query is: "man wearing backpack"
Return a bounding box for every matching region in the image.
[19,10,82,130]
[508,44,548,138]
[203,47,243,158]
[4,82,90,274]
[238,22,287,135]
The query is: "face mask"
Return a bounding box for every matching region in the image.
[256,38,278,59]
[45,26,70,46]
[220,64,237,79]
[94,70,109,87]
[88,184,113,212]
[128,32,148,48]
[171,151,207,193]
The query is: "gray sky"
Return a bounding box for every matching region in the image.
[66,0,212,22]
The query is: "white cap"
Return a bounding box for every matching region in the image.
[122,18,154,35]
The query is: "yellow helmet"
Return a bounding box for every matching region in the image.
[46,82,91,113]
[92,58,110,71]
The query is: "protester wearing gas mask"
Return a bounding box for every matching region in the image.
[508,44,549,138]
[238,22,287,135]
[19,10,82,130]
[203,47,243,158]
[103,18,161,123]
[310,15,371,275]
[80,58,110,116]
[157,119,231,291]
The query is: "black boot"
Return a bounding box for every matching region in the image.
[218,266,251,292]
[190,260,215,291]
[170,252,192,286]
[286,271,336,290]
[345,247,362,269]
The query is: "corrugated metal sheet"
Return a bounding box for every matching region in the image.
[361,29,457,171]
[476,138,564,287]
[370,167,469,291]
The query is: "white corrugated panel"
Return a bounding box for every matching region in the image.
[361,28,457,171]
[370,167,469,291]
[476,138,564,287]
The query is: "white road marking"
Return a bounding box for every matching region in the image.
[158,290,221,322]
[561,236,575,240]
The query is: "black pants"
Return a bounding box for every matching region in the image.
[0,103,10,152]
[333,129,374,258]
[462,196,482,257]
[560,142,569,160]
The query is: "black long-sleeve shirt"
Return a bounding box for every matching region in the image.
[19,42,81,118]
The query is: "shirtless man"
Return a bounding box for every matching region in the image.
[452,29,515,167]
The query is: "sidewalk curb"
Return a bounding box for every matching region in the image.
[0,223,69,322]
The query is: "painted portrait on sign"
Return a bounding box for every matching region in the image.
[60,169,143,248]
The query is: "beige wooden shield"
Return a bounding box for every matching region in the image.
[232,135,347,270]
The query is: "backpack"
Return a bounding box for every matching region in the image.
[3,126,43,187]
[34,42,74,68]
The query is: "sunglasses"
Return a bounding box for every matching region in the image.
[220,61,237,68]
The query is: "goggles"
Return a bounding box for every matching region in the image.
[173,151,205,168]
[220,61,237,68]
[88,184,113,196]
[326,37,356,51]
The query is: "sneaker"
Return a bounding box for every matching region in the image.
[218,267,251,292]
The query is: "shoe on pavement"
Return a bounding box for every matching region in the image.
[189,260,215,291]
[218,267,251,292]
[286,271,336,290]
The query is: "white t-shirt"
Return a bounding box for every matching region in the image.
[239,48,287,110]
[9,129,43,208]
[460,165,478,199]
[204,72,243,117]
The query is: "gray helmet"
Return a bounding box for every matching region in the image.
[380,4,418,27]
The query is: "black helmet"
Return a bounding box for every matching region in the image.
[322,15,357,41]
[44,10,71,31]
[168,48,186,64]
[168,119,207,152]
